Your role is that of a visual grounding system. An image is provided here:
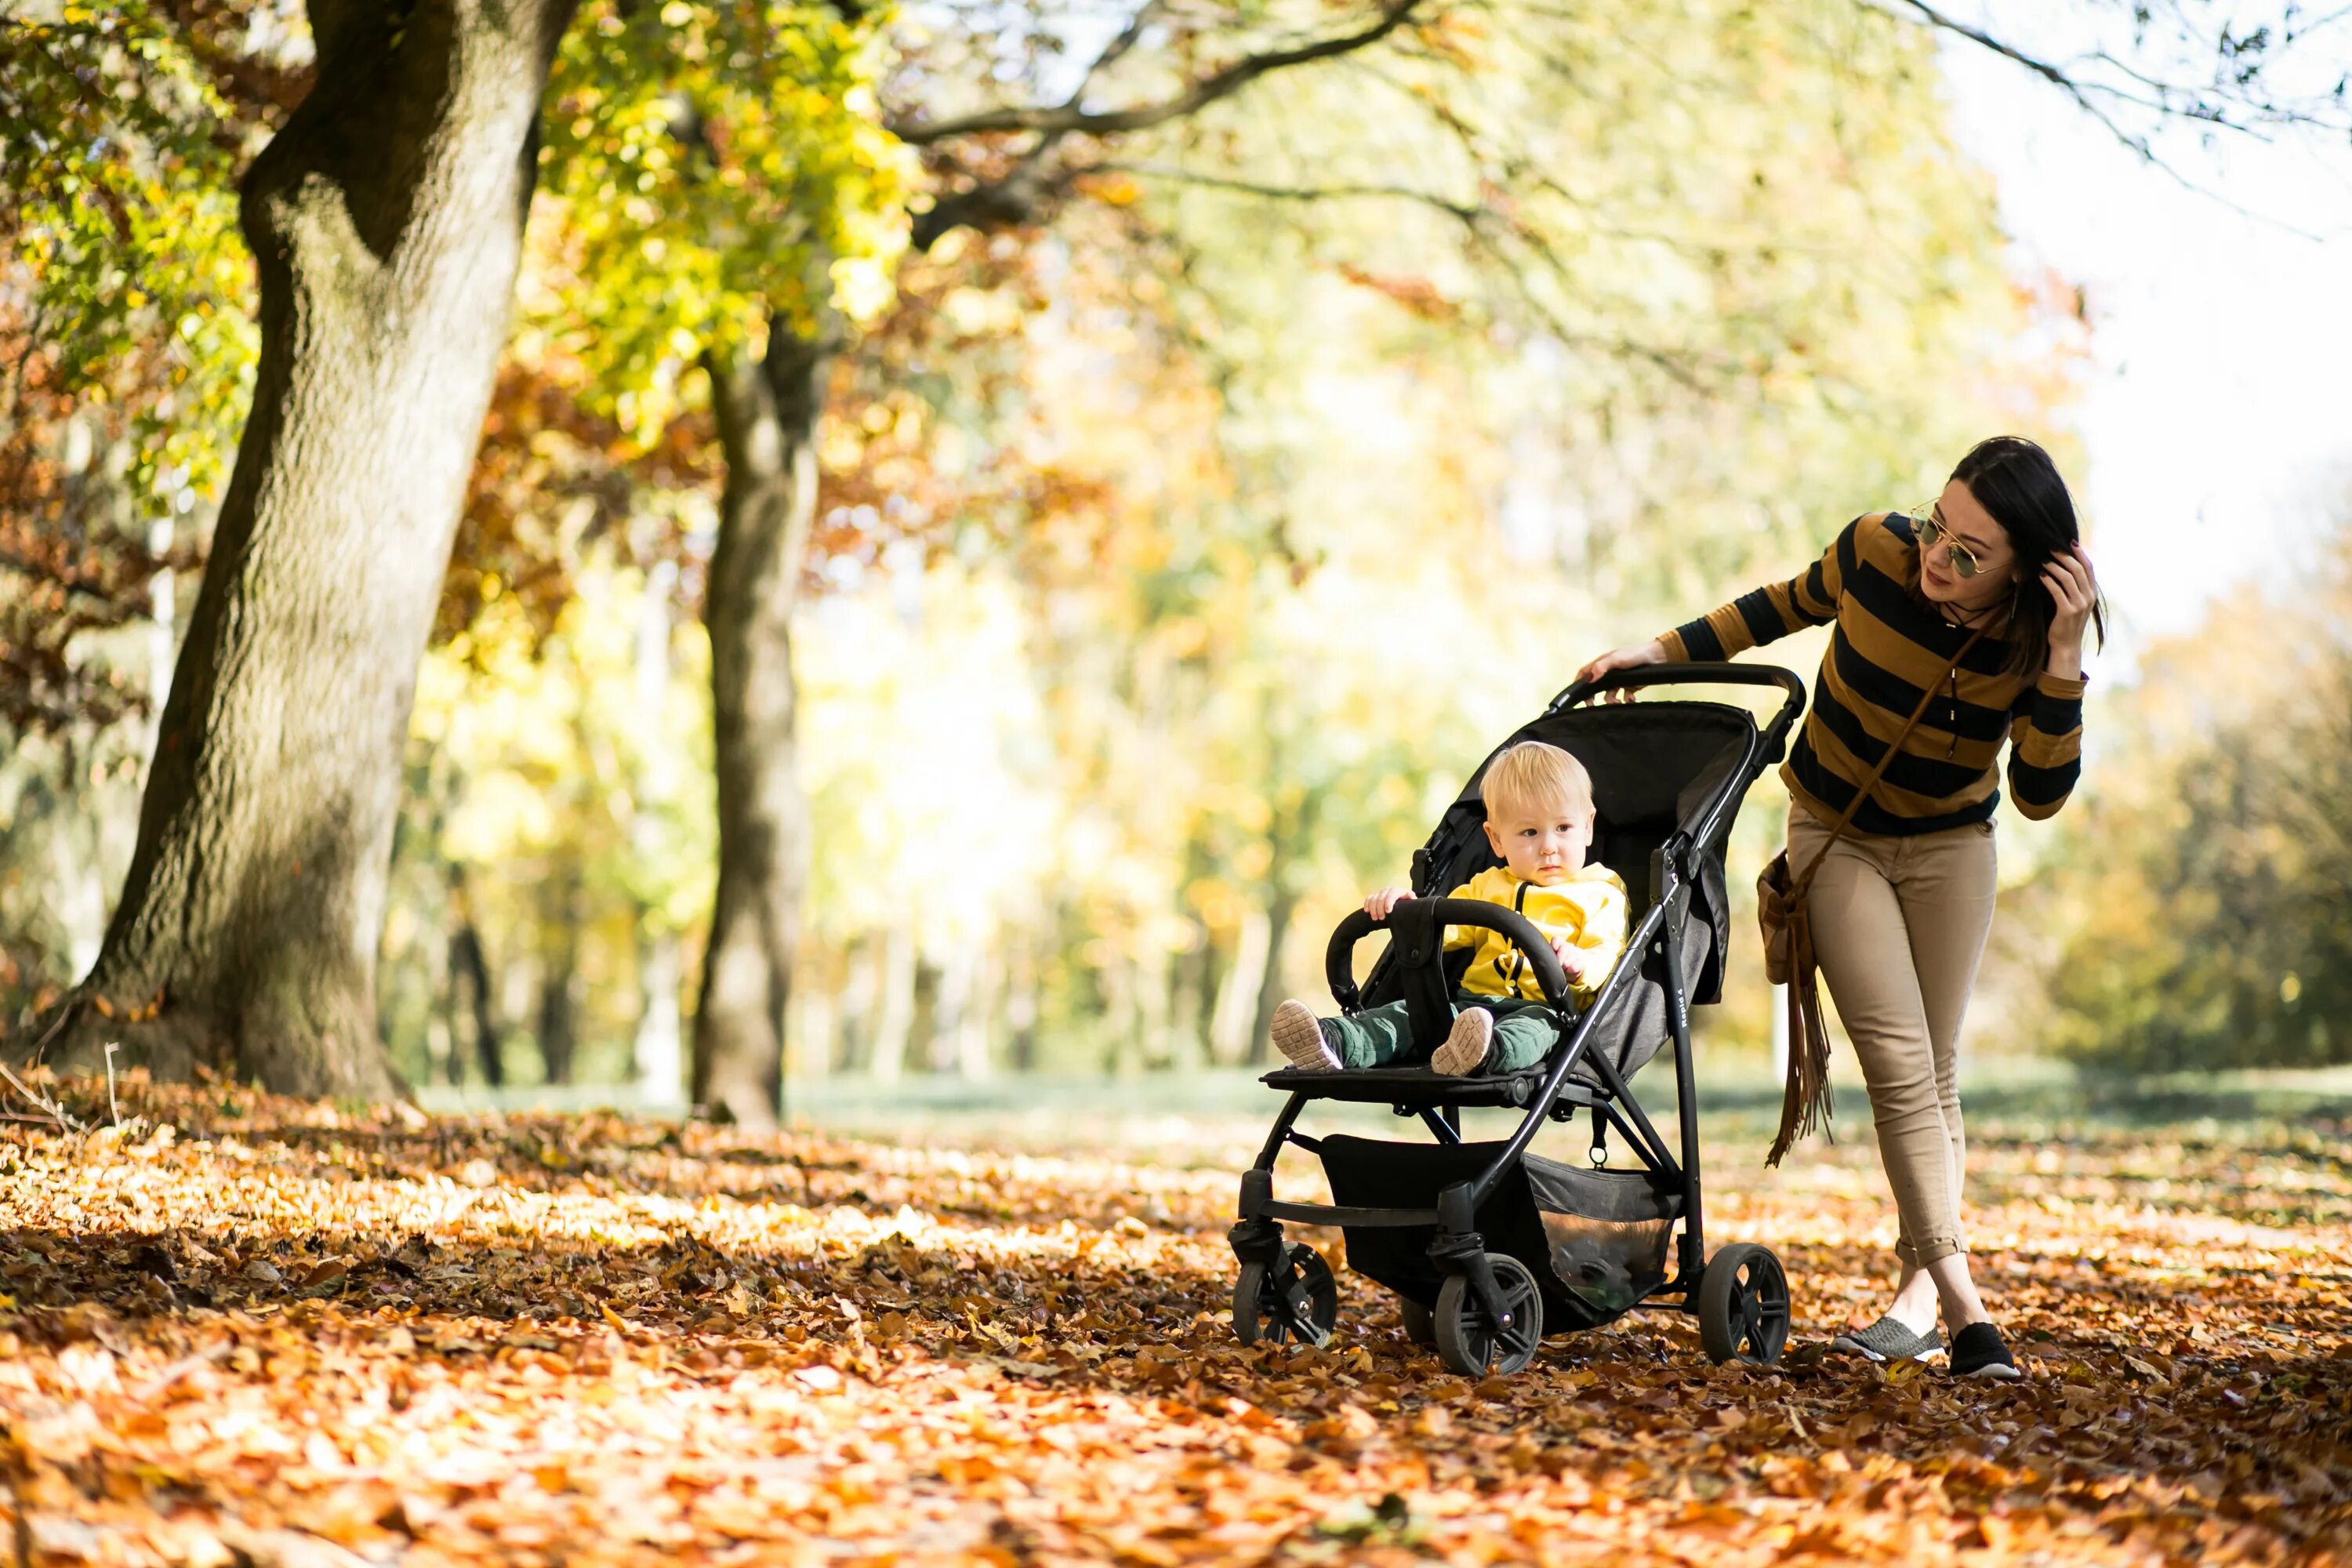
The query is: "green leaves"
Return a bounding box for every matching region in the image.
[536,0,913,441]
[0,0,256,500]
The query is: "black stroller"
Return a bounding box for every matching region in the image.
[1227,662,1807,1377]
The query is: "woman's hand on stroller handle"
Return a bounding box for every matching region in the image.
[1573,638,1668,703]
[1364,887,1415,920]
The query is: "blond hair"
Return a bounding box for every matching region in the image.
[1480,741,1594,820]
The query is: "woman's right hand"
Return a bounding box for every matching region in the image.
[1574,637,1668,703]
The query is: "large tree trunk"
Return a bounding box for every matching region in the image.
[31,0,579,1095]
[691,317,828,1128]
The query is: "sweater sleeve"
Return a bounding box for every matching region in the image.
[1563,880,1628,1006]
[2006,670,2086,819]
[1440,877,1483,950]
[1657,518,1855,662]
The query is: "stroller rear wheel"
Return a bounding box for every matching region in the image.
[1697,1242,1790,1365]
[1232,1243,1339,1347]
[1433,1254,1544,1377]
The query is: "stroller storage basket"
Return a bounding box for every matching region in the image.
[1320,1134,1680,1333]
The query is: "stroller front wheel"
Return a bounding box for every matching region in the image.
[1697,1242,1791,1365]
[1434,1254,1544,1377]
[1232,1243,1339,1347]
[1399,1296,1436,1347]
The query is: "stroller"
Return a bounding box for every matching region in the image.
[1227,662,1807,1377]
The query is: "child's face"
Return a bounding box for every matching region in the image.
[1483,793,1595,885]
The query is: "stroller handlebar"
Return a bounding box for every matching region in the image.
[1325,897,1572,1016]
[1548,660,1806,733]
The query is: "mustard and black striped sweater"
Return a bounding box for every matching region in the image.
[1659,513,2086,836]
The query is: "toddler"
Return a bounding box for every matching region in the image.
[1271,740,1628,1076]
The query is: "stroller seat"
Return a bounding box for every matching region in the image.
[1259,1062,1591,1109]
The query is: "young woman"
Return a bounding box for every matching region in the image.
[1577,436,2103,1380]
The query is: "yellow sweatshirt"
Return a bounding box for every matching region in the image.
[1443,864,1629,1006]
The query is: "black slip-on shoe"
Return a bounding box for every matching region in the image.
[1949,1322,2023,1381]
[1828,1316,1944,1363]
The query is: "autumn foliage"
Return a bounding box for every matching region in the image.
[1,1073,2346,1564]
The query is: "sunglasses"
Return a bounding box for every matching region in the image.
[1908,503,1991,580]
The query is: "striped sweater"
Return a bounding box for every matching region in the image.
[1659,512,2086,836]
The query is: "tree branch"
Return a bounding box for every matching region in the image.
[1065,0,1168,110]
[1877,0,2156,154]
[1876,0,2352,149]
[887,0,1430,145]
[1100,163,1484,226]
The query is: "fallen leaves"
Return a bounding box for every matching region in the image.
[0,1072,2344,1566]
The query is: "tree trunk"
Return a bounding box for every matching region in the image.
[1006,937,1040,1073]
[1210,908,1270,1065]
[1249,887,1299,1067]
[690,316,828,1128]
[628,549,685,1103]
[535,863,582,1085]
[867,922,916,1083]
[448,920,502,1088]
[633,933,683,1100]
[37,0,578,1096]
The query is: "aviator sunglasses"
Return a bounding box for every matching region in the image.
[1906,502,1991,579]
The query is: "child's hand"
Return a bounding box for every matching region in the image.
[1551,938,1585,981]
[1365,887,1415,920]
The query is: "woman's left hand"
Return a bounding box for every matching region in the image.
[2042,543,2097,679]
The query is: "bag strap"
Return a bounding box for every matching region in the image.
[1788,625,1987,899]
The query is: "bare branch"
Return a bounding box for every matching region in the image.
[1101,163,1484,226]
[887,0,1429,145]
[1875,0,2156,156]
[1065,0,1167,108]
[1875,0,2352,149]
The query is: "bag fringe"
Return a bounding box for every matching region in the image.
[1765,909,1836,1167]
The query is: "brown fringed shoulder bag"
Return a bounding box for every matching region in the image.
[1761,626,1987,1167]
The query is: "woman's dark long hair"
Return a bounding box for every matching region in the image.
[1949,436,2108,678]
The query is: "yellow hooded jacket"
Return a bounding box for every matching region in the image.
[1443,863,1629,1006]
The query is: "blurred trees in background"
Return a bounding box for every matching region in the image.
[6,0,2343,1102]
[2027,516,2352,1073]
[379,0,2068,1105]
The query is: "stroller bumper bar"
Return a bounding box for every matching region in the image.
[1324,898,1573,1015]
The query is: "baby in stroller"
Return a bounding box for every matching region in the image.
[1269,740,1628,1077]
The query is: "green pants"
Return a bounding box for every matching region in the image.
[1319,993,1560,1072]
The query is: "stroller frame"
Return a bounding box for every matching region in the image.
[1227,662,1807,1374]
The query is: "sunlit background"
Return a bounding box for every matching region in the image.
[5,0,2349,1114]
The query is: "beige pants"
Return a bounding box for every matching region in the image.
[1787,804,1998,1268]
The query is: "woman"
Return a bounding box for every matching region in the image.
[1577,436,2103,1381]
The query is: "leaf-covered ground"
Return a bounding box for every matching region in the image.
[1,1073,2347,1566]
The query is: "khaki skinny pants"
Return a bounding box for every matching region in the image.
[1787,804,1998,1268]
